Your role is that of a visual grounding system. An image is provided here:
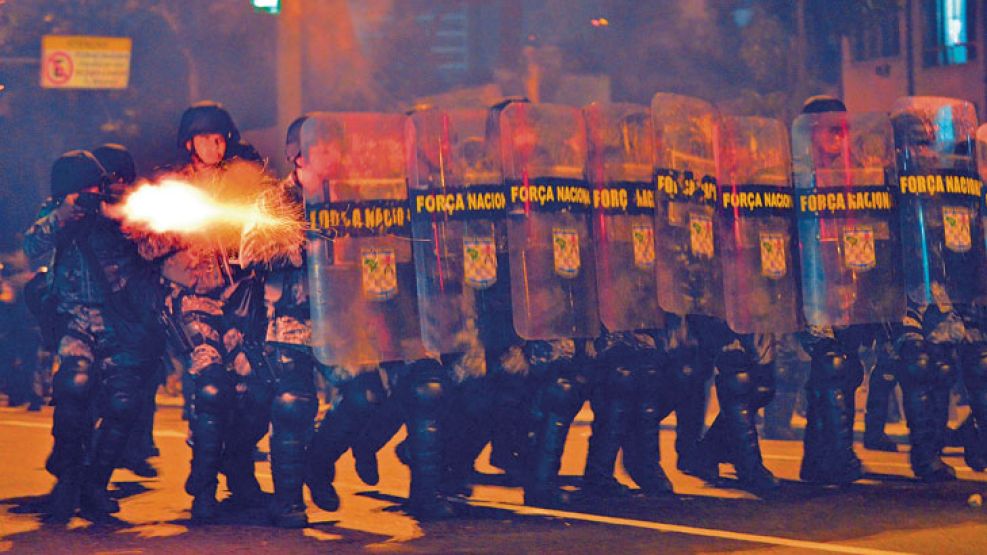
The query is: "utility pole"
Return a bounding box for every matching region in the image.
[276,0,303,176]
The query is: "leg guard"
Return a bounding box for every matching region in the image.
[524,364,585,507]
[961,342,987,472]
[49,355,95,478]
[305,371,384,511]
[397,359,454,520]
[489,368,530,480]
[864,358,899,452]
[440,374,496,496]
[582,363,634,495]
[709,352,778,494]
[269,389,317,527]
[801,347,862,484]
[620,360,673,495]
[351,392,405,486]
[670,347,712,475]
[185,365,233,500]
[898,339,955,481]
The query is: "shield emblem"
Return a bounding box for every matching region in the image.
[361,247,398,301]
[758,231,787,279]
[842,225,877,272]
[942,206,973,253]
[632,223,656,270]
[463,235,497,289]
[689,212,714,258]
[552,227,581,278]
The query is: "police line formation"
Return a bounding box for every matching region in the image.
[22,92,987,529]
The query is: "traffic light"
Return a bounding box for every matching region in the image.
[251,0,281,14]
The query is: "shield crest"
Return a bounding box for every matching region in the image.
[689,212,714,258]
[842,225,877,272]
[552,227,581,278]
[361,247,398,301]
[632,223,656,270]
[758,231,787,279]
[463,235,497,289]
[942,206,973,253]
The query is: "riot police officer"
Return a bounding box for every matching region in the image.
[25,151,163,522]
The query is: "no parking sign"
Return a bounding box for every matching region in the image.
[40,35,132,89]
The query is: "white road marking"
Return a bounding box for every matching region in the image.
[0,419,185,438]
[464,498,915,555]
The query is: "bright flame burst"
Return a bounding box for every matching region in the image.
[113,171,304,266]
[116,179,280,234]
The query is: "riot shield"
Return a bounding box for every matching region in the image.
[716,116,798,334]
[584,102,664,332]
[409,108,507,354]
[301,113,427,369]
[499,102,600,340]
[791,111,904,327]
[975,123,987,298]
[891,97,982,307]
[650,93,724,317]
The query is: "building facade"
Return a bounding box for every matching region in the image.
[842,0,986,113]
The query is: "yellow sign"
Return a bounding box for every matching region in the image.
[41,35,132,89]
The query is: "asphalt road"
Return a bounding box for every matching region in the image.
[1,402,986,554]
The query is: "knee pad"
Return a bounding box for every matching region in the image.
[195,375,234,415]
[411,377,445,413]
[897,339,932,386]
[607,365,636,399]
[715,352,754,401]
[844,352,865,390]
[928,344,958,388]
[540,376,582,415]
[670,347,710,389]
[52,358,93,403]
[962,345,987,391]
[809,349,847,389]
[751,363,777,409]
[271,391,317,428]
[340,372,386,414]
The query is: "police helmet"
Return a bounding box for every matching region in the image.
[801,95,847,115]
[177,101,241,150]
[92,143,136,185]
[51,150,107,199]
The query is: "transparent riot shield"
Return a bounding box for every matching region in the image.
[716,116,798,334]
[891,97,982,307]
[650,93,724,318]
[499,103,600,340]
[584,102,664,332]
[975,123,987,299]
[301,113,427,370]
[791,111,904,327]
[409,108,507,354]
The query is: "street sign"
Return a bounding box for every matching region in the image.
[251,0,281,14]
[40,35,132,90]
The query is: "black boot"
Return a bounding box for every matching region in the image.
[864,360,899,452]
[79,464,120,522]
[400,361,455,520]
[351,394,405,486]
[621,363,673,496]
[524,374,583,508]
[306,372,384,512]
[46,465,82,523]
[582,365,634,497]
[269,392,317,528]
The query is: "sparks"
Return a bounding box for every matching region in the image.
[114,179,281,234]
